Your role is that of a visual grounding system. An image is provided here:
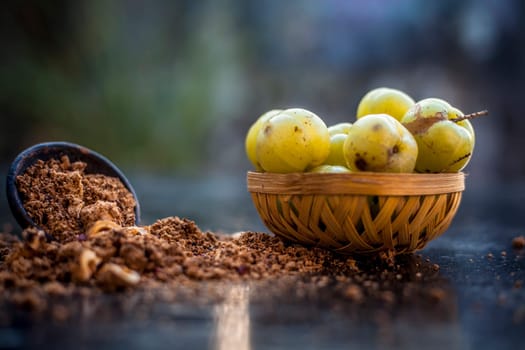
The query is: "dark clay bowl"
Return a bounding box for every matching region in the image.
[6,141,141,231]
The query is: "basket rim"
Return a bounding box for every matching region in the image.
[247,171,465,195]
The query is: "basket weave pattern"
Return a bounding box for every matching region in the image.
[247,172,465,254]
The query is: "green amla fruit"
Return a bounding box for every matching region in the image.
[401,98,478,173]
[256,108,330,173]
[343,114,418,173]
[323,133,348,167]
[245,109,283,170]
[356,87,415,121]
[328,122,352,136]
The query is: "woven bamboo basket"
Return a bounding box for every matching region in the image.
[247,171,465,255]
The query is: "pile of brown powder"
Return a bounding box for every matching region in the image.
[0,217,362,293]
[0,156,450,317]
[0,219,446,314]
[16,156,136,242]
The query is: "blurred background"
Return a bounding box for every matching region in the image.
[1,0,524,228]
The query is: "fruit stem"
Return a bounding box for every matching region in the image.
[450,110,488,123]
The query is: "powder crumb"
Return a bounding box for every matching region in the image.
[42,281,70,296]
[80,201,123,228]
[10,290,47,312]
[513,307,525,324]
[512,236,525,250]
[51,304,70,322]
[378,249,396,268]
[427,287,446,303]
[497,292,507,305]
[343,285,364,303]
[379,291,396,305]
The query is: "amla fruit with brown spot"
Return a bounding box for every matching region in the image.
[401,98,485,173]
[255,108,330,173]
[343,114,418,173]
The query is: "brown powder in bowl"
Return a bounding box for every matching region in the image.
[16,156,136,242]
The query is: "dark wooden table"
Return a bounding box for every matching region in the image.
[0,171,523,350]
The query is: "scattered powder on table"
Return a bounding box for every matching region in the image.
[0,220,446,315]
[0,156,449,318]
